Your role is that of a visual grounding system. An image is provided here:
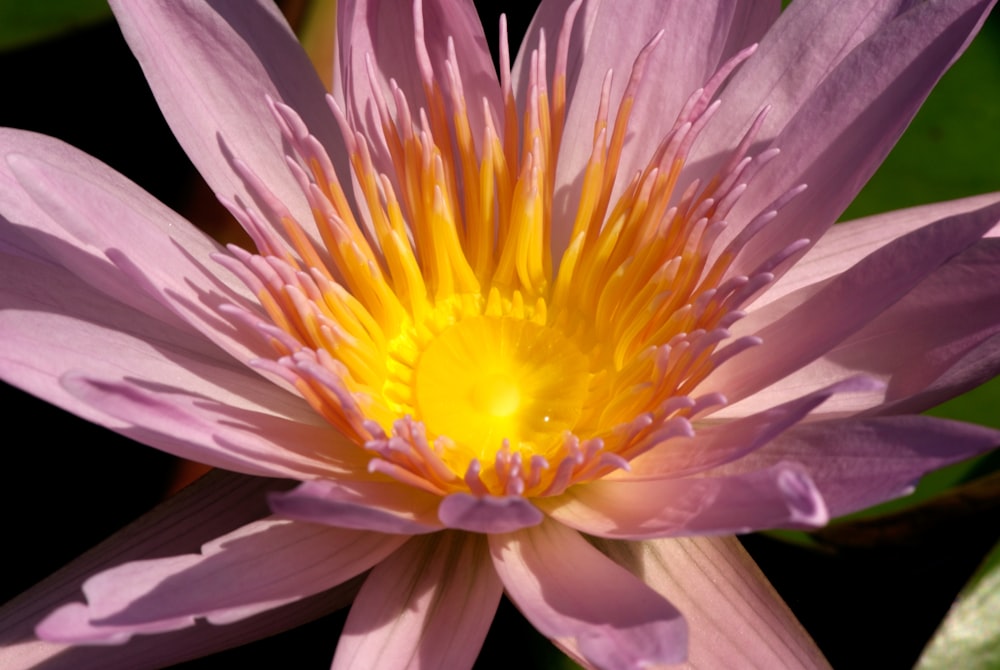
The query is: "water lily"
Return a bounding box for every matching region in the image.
[3,0,1000,668]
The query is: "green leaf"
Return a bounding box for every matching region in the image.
[0,0,111,52]
[916,540,1000,670]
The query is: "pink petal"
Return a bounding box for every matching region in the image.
[541,463,827,540]
[336,0,501,174]
[6,149,269,364]
[626,376,882,479]
[0,471,360,669]
[706,415,1000,517]
[108,0,347,245]
[438,493,544,533]
[490,520,688,669]
[36,518,405,645]
[595,536,831,669]
[269,479,443,534]
[0,129,228,338]
[61,373,362,480]
[718,0,995,278]
[704,198,1000,406]
[0,245,343,480]
[332,532,502,670]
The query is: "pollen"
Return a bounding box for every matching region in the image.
[219,2,805,499]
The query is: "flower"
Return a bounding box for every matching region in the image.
[2,0,1000,668]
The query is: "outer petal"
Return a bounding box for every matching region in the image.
[0,130,269,366]
[108,0,347,246]
[490,520,688,669]
[718,0,996,278]
[0,243,353,480]
[36,519,405,645]
[0,471,360,670]
[332,532,502,670]
[594,536,831,669]
[705,416,1000,517]
[541,464,827,540]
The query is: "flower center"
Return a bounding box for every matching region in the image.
[220,9,797,499]
[412,315,590,464]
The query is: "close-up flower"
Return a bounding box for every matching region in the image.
[2,0,1000,668]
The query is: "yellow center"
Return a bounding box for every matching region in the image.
[234,19,760,497]
[412,315,591,467]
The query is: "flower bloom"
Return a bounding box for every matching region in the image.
[3,0,1000,668]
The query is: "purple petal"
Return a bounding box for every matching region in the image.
[108,0,347,245]
[704,199,1000,406]
[332,532,502,670]
[541,463,828,539]
[269,479,443,534]
[708,415,1000,517]
[595,536,831,668]
[490,520,688,669]
[437,493,544,533]
[0,471,360,669]
[627,376,882,478]
[718,0,994,278]
[36,518,405,645]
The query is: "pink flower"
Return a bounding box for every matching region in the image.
[2,0,1000,668]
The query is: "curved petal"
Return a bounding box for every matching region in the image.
[541,463,828,540]
[36,519,405,645]
[490,520,688,669]
[0,471,360,670]
[438,493,544,533]
[717,0,995,278]
[269,479,443,534]
[704,415,1000,517]
[108,0,348,246]
[704,198,1000,406]
[332,532,502,670]
[594,536,831,669]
